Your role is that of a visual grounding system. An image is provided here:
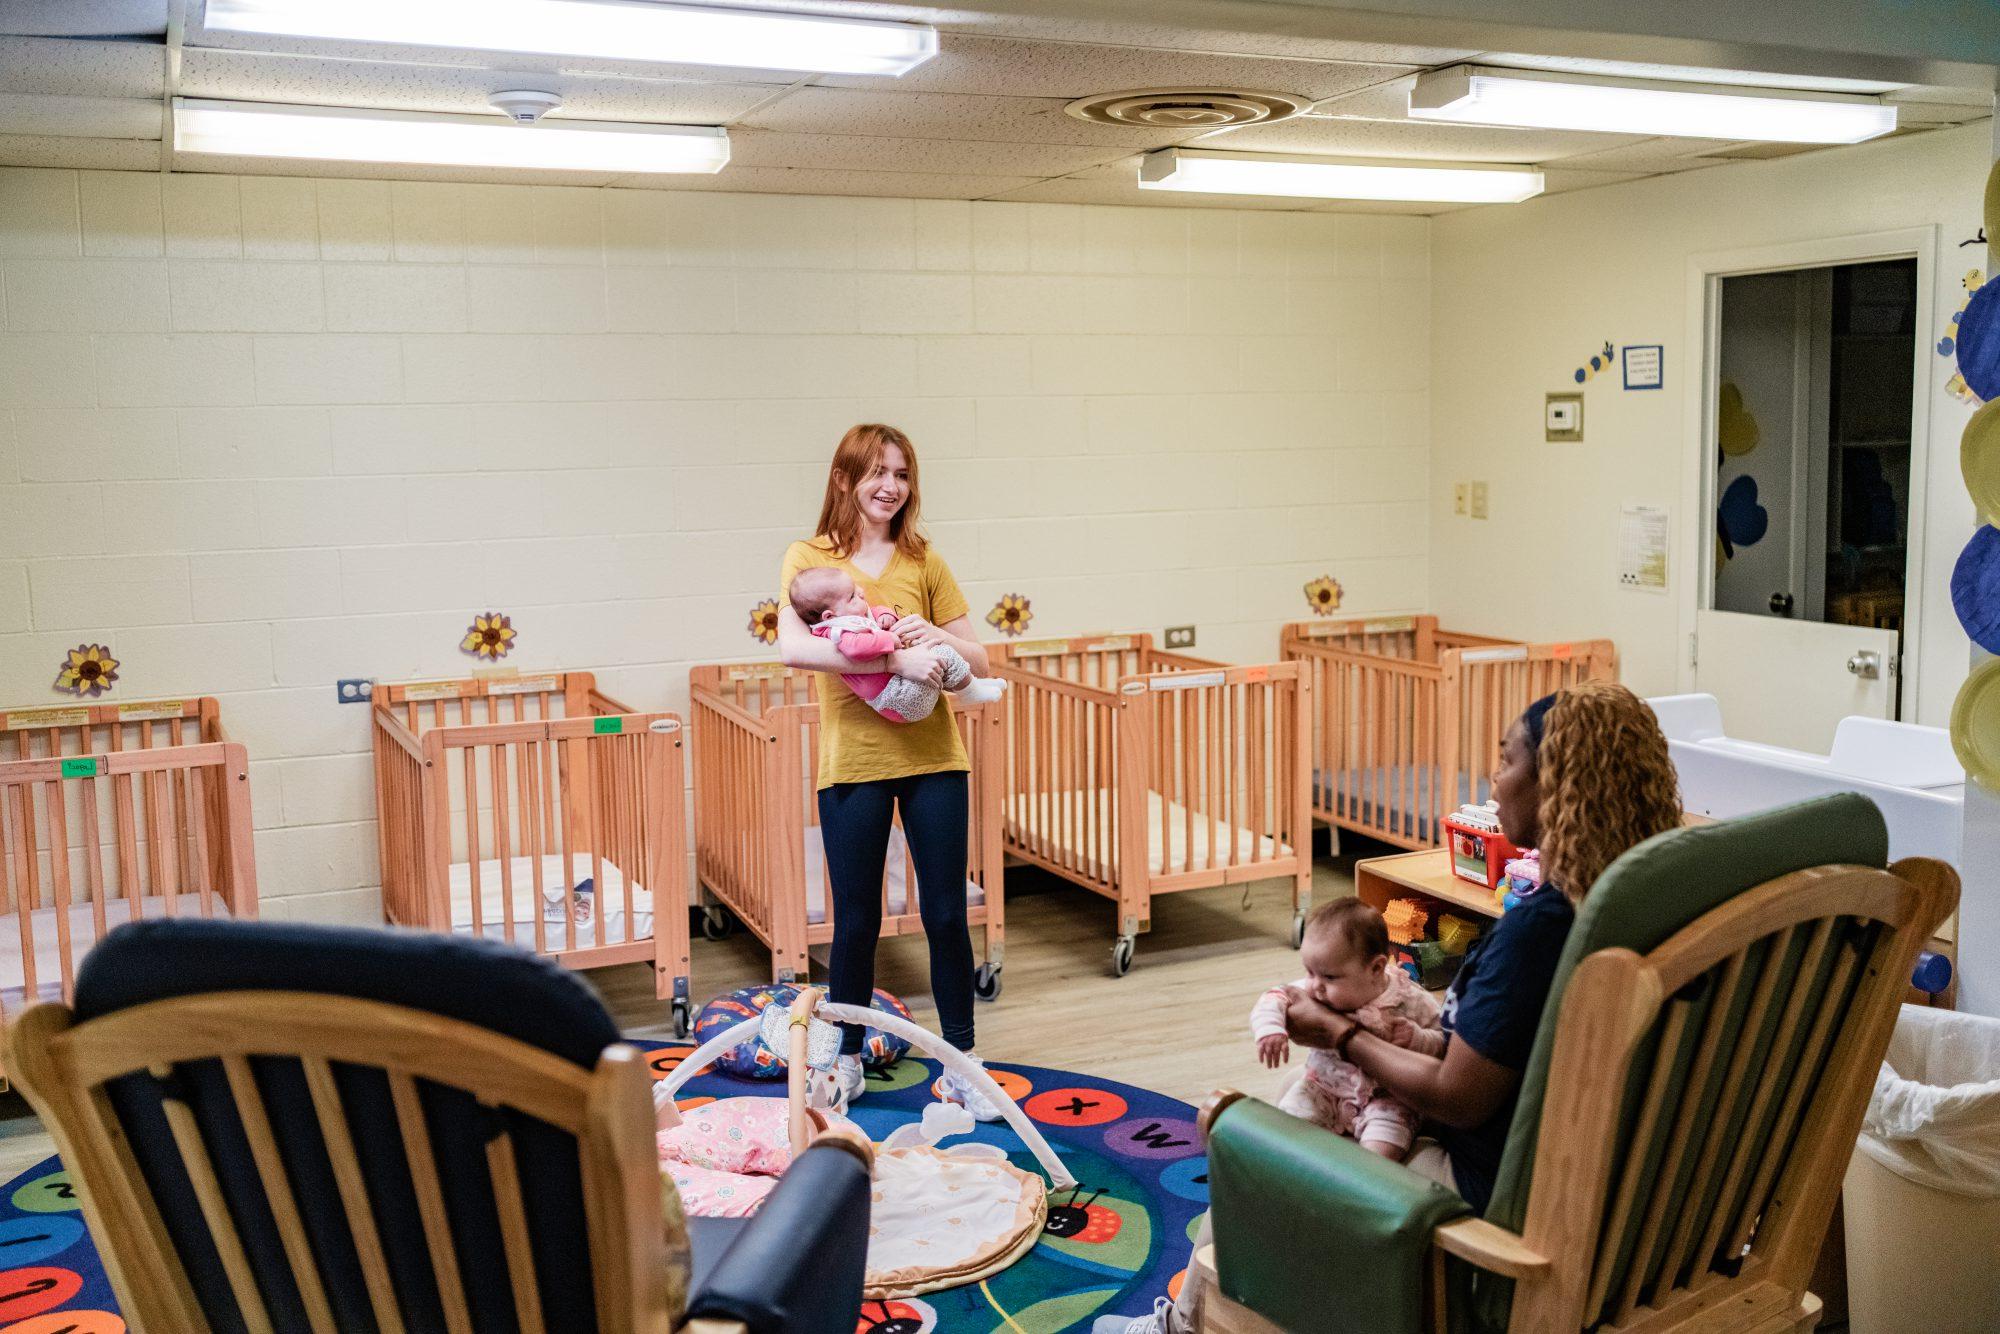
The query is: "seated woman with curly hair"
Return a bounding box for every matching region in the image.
[1120,680,1683,1334]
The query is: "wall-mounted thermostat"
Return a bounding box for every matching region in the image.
[1546,392,1584,442]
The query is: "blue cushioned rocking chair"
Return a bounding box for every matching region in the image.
[4,919,873,1334]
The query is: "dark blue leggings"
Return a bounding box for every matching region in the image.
[817,770,974,1054]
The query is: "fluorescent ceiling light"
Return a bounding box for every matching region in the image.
[202,0,940,77]
[1410,66,1897,143]
[174,98,730,173]
[1139,149,1544,203]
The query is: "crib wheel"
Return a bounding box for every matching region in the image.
[700,905,731,942]
[974,962,1003,1001]
[1111,936,1135,978]
[671,997,692,1039]
[1291,912,1306,949]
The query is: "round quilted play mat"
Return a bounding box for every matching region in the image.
[0,1046,1205,1334]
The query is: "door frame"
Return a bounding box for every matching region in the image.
[1676,225,1940,719]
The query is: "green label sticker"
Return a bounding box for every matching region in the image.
[593,716,624,735]
[59,757,100,779]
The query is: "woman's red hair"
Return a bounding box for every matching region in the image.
[814,424,928,562]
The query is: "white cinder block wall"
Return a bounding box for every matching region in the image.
[0,167,1430,924]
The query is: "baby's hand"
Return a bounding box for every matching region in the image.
[1376,1014,1417,1048]
[1257,1033,1290,1069]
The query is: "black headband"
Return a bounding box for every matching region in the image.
[1522,692,1559,758]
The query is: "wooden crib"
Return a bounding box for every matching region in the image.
[689,663,1006,994]
[371,672,693,1034]
[992,634,1312,976]
[0,697,258,1074]
[1280,615,1619,850]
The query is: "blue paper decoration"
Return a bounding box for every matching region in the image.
[1957,275,2000,402]
[1952,525,2000,655]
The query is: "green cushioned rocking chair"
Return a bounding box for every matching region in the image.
[1193,794,1959,1334]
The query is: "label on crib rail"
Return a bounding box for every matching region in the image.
[593,716,624,735]
[489,674,560,695]
[726,664,789,681]
[1361,616,1417,635]
[115,699,189,722]
[648,718,683,734]
[60,757,101,779]
[1149,670,1226,692]
[1093,635,1134,652]
[5,707,90,731]
[1549,642,1574,660]
[1007,638,1072,658]
[399,679,473,701]
[1460,646,1529,663]
[1298,622,1349,639]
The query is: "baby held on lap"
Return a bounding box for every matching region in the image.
[1252,898,1443,1160]
[788,566,1004,722]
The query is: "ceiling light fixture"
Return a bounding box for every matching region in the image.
[201,0,940,77]
[1409,66,1897,143]
[1138,148,1544,203]
[174,97,730,172]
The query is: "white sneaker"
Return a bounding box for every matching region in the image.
[1093,1297,1174,1334]
[932,1055,1004,1123]
[833,1055,866,1105]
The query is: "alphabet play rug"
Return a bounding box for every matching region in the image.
[0,1047,1207,1333]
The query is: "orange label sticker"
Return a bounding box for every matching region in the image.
[1550,642,1574,659]
[1241,666,1269,684]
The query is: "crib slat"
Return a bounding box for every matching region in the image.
[13,783,40,1001]
[44,778,75,1000]
[78,733,108,943]
[222,1054,338,1334]
[464,742,485,940]
[302,1055,408,1334]
[494,743,514,949]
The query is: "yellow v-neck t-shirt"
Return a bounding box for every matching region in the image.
[780,538,973,788]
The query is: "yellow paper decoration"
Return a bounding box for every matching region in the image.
[1717,381,1761,457]
[986,594,1034,637]
[460,612,517,660]
[747,599,780,646]
[53,644,119,699]
[1964,397,2000,526]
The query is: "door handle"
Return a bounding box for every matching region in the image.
[1769,592,1795,616]
[1847,650,1881,679]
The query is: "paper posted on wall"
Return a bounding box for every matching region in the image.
[1618,505,1670,593]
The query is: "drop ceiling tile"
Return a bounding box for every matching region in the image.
[170,152,620,187]
[1544,138,1734,173]
[941,19,1478,68]
[728,128,1123,177]
[0,36,164,99]
[980,173,1319,210]
[740,87,1205,149]
[178,49,774,122]
[1196,113,1648,163]
[0,133,159,170]
[0,93,160,138]
[822,33,1417,102]
[610,167,1039,199]
[1474,53,1905,94]
[1308,74,1420,119]
[1538,166,1653,194]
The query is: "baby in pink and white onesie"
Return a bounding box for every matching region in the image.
[787,566,1004,723]
[1251,898,1443,1160]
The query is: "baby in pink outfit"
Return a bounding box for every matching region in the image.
[1251,898,1443,1159]
[787,566,1004,723]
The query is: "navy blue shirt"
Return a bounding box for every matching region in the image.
[1433,887,1575,1213]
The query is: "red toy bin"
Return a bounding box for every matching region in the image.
[1441,814,1518,890]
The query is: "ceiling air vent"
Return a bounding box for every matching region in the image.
[1064,88,1309,130]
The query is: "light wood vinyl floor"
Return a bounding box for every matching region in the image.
[0,837,1362,1180]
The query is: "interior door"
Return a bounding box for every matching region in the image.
[1695,259,1915,753]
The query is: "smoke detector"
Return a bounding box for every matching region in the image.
[1065,88,1309,130]
[489,90,564,123]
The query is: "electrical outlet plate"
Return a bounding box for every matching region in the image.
[1453,483,1468,515]
[1164,625,1197,649]
[337,679,374,704]
[1470,481,1489,519]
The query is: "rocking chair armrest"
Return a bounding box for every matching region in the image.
[1434,1217,1550,1280]
[683,1139,871,1334]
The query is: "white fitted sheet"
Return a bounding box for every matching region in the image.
[801,823,984,926]
[2,892,232,1006]
[1005,789,1289,874]
[448,852,654,948]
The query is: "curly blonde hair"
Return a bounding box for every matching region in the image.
[1535,680,1682,899]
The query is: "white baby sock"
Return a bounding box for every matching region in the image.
[958,675,1008,704]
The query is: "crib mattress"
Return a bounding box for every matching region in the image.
[1004,790,1289,874]
[801,824,984,926]
[1,892,231,1007]
[448,852,654,949]
[1315,766,1478,842]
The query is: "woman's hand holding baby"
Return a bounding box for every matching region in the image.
[889,646,945,688]
[892,613,948,649]
[1256,1033,1290,1069]
[1284,992,1357,1052]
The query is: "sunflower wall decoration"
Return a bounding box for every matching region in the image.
[748,599,781,646]
[54,644,119,698]
[460,612,517,661]
[986,594,1033,637]
[1304,577,1343,616]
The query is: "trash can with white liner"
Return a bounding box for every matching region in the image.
[1843,1004,2000,1332]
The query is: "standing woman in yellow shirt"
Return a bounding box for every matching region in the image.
[776,424,1003,1117]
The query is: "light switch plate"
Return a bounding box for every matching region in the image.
[1546,393,1584,442]
[1470,481,1489,519]
[1453,483,1468,515]
[1164,625,1197,649]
